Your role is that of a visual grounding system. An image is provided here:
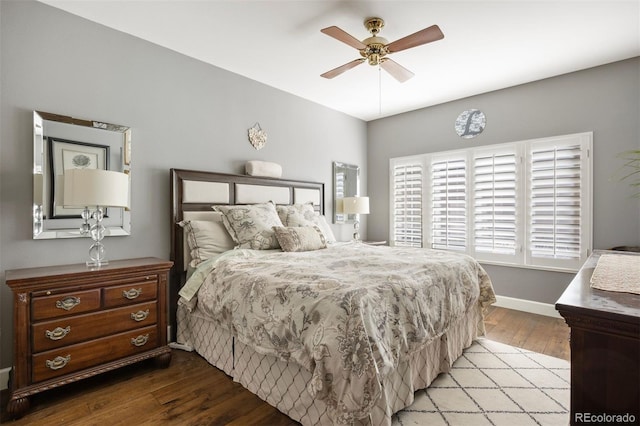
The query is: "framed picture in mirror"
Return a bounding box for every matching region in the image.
[49,137,109,218]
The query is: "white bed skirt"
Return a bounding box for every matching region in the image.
[177,302,485,425]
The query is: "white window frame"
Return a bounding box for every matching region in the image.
[389,132,592,272]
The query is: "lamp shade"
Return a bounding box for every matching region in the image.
[63,169,129,208]
[342,196,369,215]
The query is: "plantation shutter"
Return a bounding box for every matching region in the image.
[392,162,423,247]
[431,157,467,251]
[474,151,518,256]
[529,143,583,261]
[393,163,423,247]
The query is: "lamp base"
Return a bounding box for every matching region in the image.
[351,219,361,242]
[86,259,109,267]
[86,236,108,268]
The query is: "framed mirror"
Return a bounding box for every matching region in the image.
[333,161,360,224]
[33,111,131,239]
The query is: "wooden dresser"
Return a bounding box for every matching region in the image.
[556,250,640,424]
[5,257,174,419]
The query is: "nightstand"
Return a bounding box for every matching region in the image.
[5,257,173,419]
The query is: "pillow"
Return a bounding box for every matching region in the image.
[277,203,316,227]
[277,204,337,243]
[313,215,337,243]
[273,226,327,252]
[214,202,284,250]
[178,218,235,267]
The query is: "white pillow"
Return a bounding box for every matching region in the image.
[313,215,337,243]
[179,219,235,267]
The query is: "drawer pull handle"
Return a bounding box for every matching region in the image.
[46,326,71,341]
[123,288,142,300]
[131,334,149,347]
[46,355,70,370]
[131,309,150,322]
[56,296,80,311]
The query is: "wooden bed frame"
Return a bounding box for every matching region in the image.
[168,168,484,425]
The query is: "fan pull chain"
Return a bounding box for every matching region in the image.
[378,65,382,116]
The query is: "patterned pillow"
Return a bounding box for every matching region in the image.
[277,203,337,243]
[272,226,327,252]
[276,203,316,227]
[214,202,284,249]
[178,217,235,267]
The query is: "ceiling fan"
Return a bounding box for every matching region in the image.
[320,17,444,83]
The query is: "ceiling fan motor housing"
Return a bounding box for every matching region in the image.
[361,36,389,65]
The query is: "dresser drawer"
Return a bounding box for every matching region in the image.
[32,301,158,352]
[32,289,101,321]
[103,279,158,308]
[32,325,159,382]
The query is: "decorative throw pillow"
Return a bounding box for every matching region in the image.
[214,202,284,250]
[276,203,316,227]
[273,226,327,252]
[178,218,235,267]
[277,203,337,243]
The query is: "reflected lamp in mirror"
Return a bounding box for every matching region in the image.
[332,162,360,224]
[342,196,369,242]
[64,169,129,267]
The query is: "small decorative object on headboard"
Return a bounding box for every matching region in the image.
[245,160,282,178]
[248,122,267,150]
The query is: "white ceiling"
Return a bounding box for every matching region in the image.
[40,0,639,122]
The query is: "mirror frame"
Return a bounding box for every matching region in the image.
[33,111,131,239]
[332,161,360,224]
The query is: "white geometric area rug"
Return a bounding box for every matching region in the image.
[393,338,570,426]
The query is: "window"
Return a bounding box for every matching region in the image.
[473,147,519,264]
[390,133,592,271]
[390,158,423,247]
[430,156,467,251]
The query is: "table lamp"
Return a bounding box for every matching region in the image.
[64,169,129,266]
[342,196,369,242]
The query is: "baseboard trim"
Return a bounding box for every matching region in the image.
[494,295,562,319]
[1,367,10,391]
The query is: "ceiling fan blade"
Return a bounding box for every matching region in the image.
[321,26,367,50]
[321,59,365,79]
[386,24,444,53]
[380,58,414,83]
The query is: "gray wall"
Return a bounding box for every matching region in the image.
[367,57,640,305]
[0,1,367,369]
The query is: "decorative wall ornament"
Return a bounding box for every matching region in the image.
[248,123,268,150]
[455,109,486,139]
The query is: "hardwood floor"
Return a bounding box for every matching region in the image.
[1,307,569,425]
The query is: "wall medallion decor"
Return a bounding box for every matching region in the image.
[455,109,486,139]
[248,123,267,150]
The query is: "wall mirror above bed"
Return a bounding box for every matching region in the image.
[332,161,360,224]
[32,111,131,239]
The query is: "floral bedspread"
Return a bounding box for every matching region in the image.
[184,243,495,424]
